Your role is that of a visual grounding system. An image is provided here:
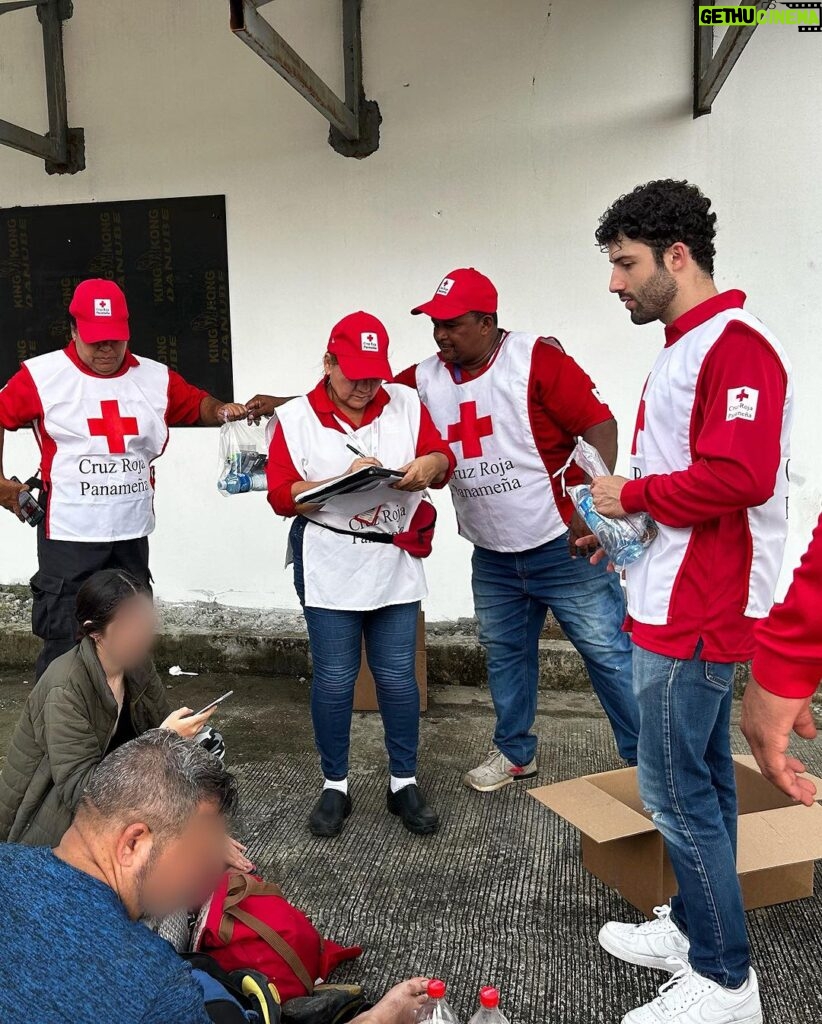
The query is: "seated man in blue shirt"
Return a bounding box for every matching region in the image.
[0,730,428,1024]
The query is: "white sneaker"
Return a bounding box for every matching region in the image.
[463,748,537,792]
[622,959,762,1024]
[599,905,690,972]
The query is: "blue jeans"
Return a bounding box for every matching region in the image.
[291,518,420,780]
[633,642,749,988]
[471,532,639,766]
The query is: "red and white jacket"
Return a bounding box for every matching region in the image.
[0,343,207,542]
[621,290,793,663]
[752,511,822,699]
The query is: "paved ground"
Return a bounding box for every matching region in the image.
[1,668,820,1023]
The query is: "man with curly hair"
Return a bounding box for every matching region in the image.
[585,180,793,1024]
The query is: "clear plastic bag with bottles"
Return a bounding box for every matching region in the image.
[556,437,658,569]
[216,419,268,496]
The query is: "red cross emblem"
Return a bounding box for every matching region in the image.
[87,400,139,454]
[447,401,494,459]
[736,389,749,402]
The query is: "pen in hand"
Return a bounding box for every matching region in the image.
[346,442,369,459]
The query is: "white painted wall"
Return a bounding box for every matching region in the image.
[2,0,821,620]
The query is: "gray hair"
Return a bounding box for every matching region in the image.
[76,730,238,839]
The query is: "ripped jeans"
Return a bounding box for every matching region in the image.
[632,641,750,988]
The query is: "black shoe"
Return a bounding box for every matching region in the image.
[309,789,352,837]
[283,986,366,1024]
[387,784,439,835]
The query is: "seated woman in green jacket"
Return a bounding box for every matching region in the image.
[0,568,250,871]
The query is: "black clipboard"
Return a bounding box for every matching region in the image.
[295,466,405,506]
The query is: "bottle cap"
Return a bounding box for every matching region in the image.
[480,987,500,1008]
[428,980,447,999]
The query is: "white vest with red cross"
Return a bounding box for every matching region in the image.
[415,333,566,552]
[24,349,170,542]
[626,306,793,624]
[275,383,427,610]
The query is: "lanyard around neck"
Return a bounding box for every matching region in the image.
[453,330,505,384]
[333,414,379,459]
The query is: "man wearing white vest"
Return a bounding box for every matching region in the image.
[0,278,246,679]
[588,180,792,1024]
[395,268,640,792]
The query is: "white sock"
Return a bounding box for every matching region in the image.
[390,775,417,794]
[323,778,348,795]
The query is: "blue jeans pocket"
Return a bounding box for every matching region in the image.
[704,660,735,692]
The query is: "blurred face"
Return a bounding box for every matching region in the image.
[431,312,497,365]
[73,327,128,376]
[121,803,230,919]
[607,237,678,326]
[93,593,157,670]
[323,355,381,412]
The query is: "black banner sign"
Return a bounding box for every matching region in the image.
[0,194,233,399]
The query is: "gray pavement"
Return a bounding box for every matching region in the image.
[0,670,820,1023]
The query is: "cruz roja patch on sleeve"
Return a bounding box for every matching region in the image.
[726,386,759,422]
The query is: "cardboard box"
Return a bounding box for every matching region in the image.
[529,754,822,917]
[353,611,428,712]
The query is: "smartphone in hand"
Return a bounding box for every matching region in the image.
[189,690,234,718]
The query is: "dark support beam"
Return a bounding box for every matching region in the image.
[0,1,41,13]
[693,1,770,117]
[0,0,84,172]
[342,0,362,125]
[229,0,380,158]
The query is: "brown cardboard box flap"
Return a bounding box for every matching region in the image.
[531,753,822,916]
[529,776,655,843]
[733,754,822,807]
[737,803,822,873]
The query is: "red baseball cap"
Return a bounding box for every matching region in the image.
[69,279,130,344]
[411,268,498,319]
[327,311,393,381]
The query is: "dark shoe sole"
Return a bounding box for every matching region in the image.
[309,820,348,838]
[463,769,538,793]
[387,801,440,835]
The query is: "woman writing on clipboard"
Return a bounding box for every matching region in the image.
[266,312,454,838]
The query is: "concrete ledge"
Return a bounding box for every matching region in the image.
[0,585,752,692]
[0,624,754,695]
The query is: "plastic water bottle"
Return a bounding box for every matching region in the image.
[467,988,510,1024]
[415,980,460,1023]
[573,484,656,568]
[218,472,267,495]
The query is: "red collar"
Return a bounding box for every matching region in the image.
[664,290,747,347]
[64,341,140,379]
[306,376,390,430]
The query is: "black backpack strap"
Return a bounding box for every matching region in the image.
[183,952,260,1022]
[303,517,393,544]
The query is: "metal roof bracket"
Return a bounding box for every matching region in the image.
[0,0,85,173]
[694,1,771,117]
[229,0,380,158]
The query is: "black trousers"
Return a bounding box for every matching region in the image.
[32,525,151,680]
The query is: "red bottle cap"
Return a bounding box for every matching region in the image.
[428,980,447,999]
[480,987,500,1008]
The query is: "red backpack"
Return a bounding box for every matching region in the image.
[192,872,362,1003]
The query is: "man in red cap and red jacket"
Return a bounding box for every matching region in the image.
[395,267,640,791]
[0,278,246,678]
[741,513,822,806]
